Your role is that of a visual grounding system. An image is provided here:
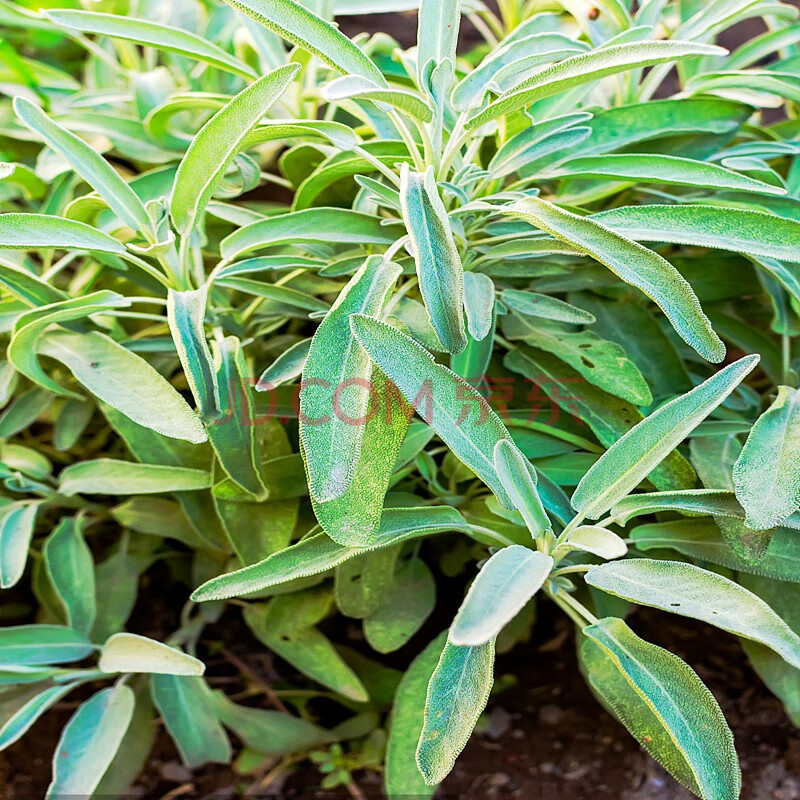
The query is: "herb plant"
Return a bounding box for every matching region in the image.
[1,0,800,797]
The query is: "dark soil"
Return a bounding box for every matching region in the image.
[2,604,798,800]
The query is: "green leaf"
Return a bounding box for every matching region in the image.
[559,526,627,559]
[210,691,331,756]
[549,153,787,195]
[53,399,93,452]
[13,98,150,234]
[503,313,652,405]
[450,546,552,646]
[191,506,470,601]
[365,556,436,654]
[171,63,300,234]
[336,547,399,619]
[577,97,751,156]
[467,41,725,128]
[385,631,447,800]
[257,338,310,389]
[0,682,80,751]
[498,197,724,362]
[46,9,257,79]
[322,76,433,123]
[99,633,205,676]
[416,639,494,785]
[59,459,211,496]
[0,260,66,307]
[691,434,772,563]
[502,289,596,325]
[0,624,93,665]
[505,345,696,492]
[417,0,460,83]
[46,685,135,800]
[462,272,494,342]
[244,593,369,702]
[207,336,267,498]
[492,440,551,539]
[216,277,329,312]
[733,386,800,530]
[630,520,800,583]
[309,368,413,546]
[572,355,759,519]
[43,517,96,635]
[111,497,207,549]
[293,141,413,212]
[91,550,140,642]
[0,213,125,253]
[454,34,588,111]
[610,489,771,526]
[580,618,739,800]
[39,330,207,444]
[9,290,129,400]
[400,165,467,354]
[167,287,219,420]
[224,0,386,85]
[221,208,402,259]
[0,501,39,589]
[351,315,517,506]
[738,575,800,726]
[593,204,800,262]
[586,559,800,670]
[301,256,401,502]
[151,675,231,768]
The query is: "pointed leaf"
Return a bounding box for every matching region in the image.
[416,640,494,785]
[167,287,219,420]
[450,546,553,646]
[40,330,207,444]
[351,315,516,506]
[586,559,800,670]
[580,618,739,800]
[59,459,211,496]
[9,290,129,400]
[401,165,466,354]
[43,517,96,635]
[46,10,257,79]
[0,682,80,751]
[224,0,386,85]
[733,386,800,530]
[221,208,402,259]
[191,506,470,601]
[151,675,231,768]
[594,204,800,262]
[493,439,551,539]
[467,41,725,128]
[0,502,39,589]
[502,289,596,325]
[46,685,134,800]
[572,355,759,519]
[0,213,125,253]
[549,153,786,195]
[171,63,300,234]
[499,197,724,362]
[300,256,401,501]
[207,336,266,498]
[14,98,150,233]
[99,633,205,676]
[385,632,446,799]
